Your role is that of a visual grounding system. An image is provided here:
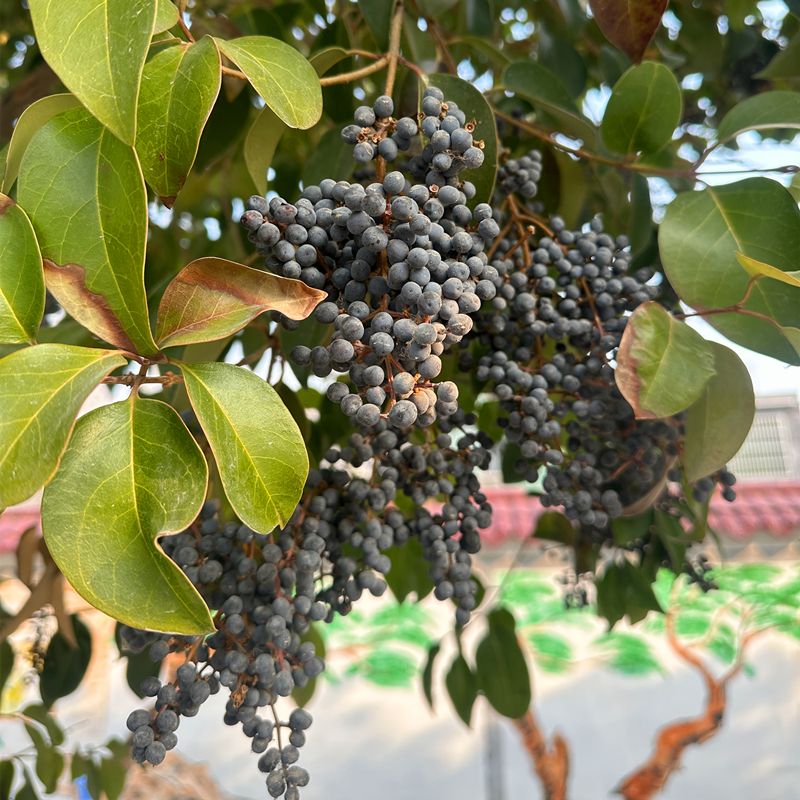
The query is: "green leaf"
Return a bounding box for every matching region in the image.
[623,559,663,617]
[0,195,44,345]
[17,107,157,356]
[16,765,40,800]
[309,47,351,76]
[629,172,653,256]
[602,63,681,155]
[612,509,654,546]
[358,0,393,50]
[539,33,587,99]
[596,563,627,628]
[39,614,92,707]
[114,623,162,698]
[154,0,180,33]
[383,536,436,604]
[425,74,498,207]
[597,631,661,675]
[717,91,800,142]
[528,632,572,674]
[445,654,478,726]
[155,257,325,348]
[422,642,440,710]
[136,37,222,207]
[181,361,307,533]
[502,61,597,147]
[21,704,65,746]
[735,252,800,290]
[0,761,13,800]
[72,753,102,800]
[244,107,286,197]
[616,301,717,419]
[0,641,14,697]
[755,31,800,80]
[533,510,574,544]
[589,0,669,63]
[41,398,214,635]
[475,608,531,718]
[215,37,322,130]
[28,0,156,145]
[1,94,81,193]
[0,344,125,509]
[653,509,688,572]
[100,756,126,800]
[682,342,755,482]
[659,178,800,365]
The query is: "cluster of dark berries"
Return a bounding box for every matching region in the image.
[496,148,542,198]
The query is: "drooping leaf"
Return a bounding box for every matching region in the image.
[427,74,498,207]
[17,107,157,355]
[717,91,800,142]
[533,510,574,544]
[136,37,222,207]
[616,301,717,419]
[181,361,307,533]
[39,614,92,707]
[735,252,800,289]
[629,172,653,256]
[41,398,214,635]
[28,0,156,144]
[153,0,180,33]
[445,654,478,726]
[422,642,440,710]
[682,342,755,482]
[0,195,44,345]
[502,61,597,146]
[383,536,436,603]
[1,94,81,193]
[596,563,627,628]
[659,178,800,365]
[244,107,286,197]
[0,344,125,509]
[475,608,531,718]
[155,257,324,348]
[589,0,668,63]
[215,37,322,130]
[358,0,393,50]
[602,63,682,155]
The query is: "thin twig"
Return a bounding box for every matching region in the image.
[222,65,247,81]
[384,0,405,97]
[320,56,389,86]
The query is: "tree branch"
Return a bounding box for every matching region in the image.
[513,709,570,800]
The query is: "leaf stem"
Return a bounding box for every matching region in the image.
[221,65,247,81]
[319,57,389,86]
[177,9,195,43]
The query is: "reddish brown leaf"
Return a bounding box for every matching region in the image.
[44,259,139,353]
[590,0,669,64]
[155,257,326,349]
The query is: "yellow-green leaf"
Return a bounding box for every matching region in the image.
[215,36,322,130]
[181,362,307,533]
[244,107,285,197]
[616,302,716,419]
[153,0,179,34]
[28,0,156,145]
[0,344,125,509]
[155,257,325,348]
[42,398,214,635]
[1,94,81,193]
[735,252,800,289]
[136,37,222,207]
[0,195,44,345]
[17,107,157,356]
[682,342,755,482]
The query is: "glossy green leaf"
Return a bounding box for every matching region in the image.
[136,37,222,207]
[426,74,498,207]
[596,563,627,628]
[42,398,214,635]
[383,536,436,603]
[589,0,668,63]
[244,107,285,197]
[215,37,322,130]
[422,642,440,710]
[682,342,755,482]
[602,63,681,155]
[475,608,531,719]
[181,361,307,533]
[0,761,13,800]
[17,107,157,355]
[445,654,478,726]
[659,178,800,365]
[21,704,65,747]
[717,91,800,142]
[310,47,351,76]
[735,252,800,289]
[616,302,717,419]
[0,344,125,509]
[154,0,179,33]
[0,195,44,345]
[629,172,653,256]
[1,94,81,193]
[155,257,324,348]
[358,0,393,50]
[501,61,597,147]
[533,510,574,544]
[39,614,92,707]
[28,0,156,145]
